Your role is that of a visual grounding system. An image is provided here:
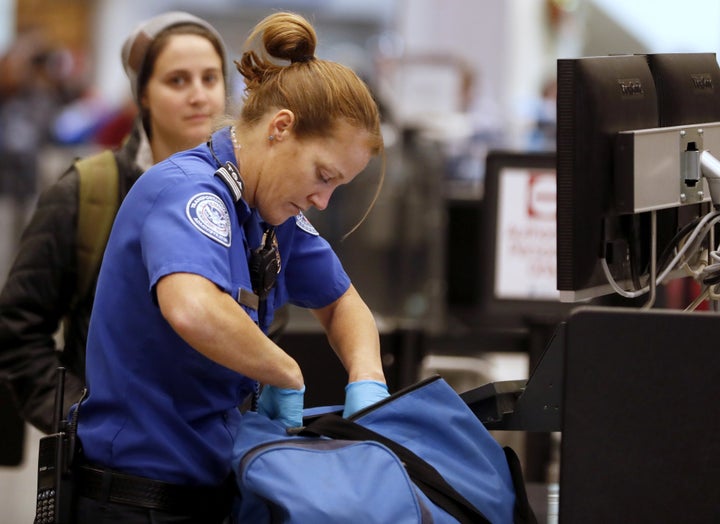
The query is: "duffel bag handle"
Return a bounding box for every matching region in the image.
[302,414,490,524]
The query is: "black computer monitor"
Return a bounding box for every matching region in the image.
[647,52,720,127]
[556,53,720,303]
[556,54,659,302]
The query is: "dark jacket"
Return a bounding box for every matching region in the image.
[0,121,148,433]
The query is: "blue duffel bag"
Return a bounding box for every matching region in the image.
[231,375,536,524]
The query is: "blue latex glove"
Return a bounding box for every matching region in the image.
[257,385,305,428]
[343,380,389,418]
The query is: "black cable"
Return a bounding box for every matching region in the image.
[656,215,703,271]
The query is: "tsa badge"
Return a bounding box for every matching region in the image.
[186,192,231,247]
[295,212,319,236]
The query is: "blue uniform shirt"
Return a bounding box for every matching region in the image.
[77,127,351,486]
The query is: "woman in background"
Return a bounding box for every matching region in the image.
[0,11,228,434]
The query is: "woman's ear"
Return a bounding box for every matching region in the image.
[268,109,295,141]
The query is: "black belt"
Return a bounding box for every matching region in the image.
[76,464,235,515]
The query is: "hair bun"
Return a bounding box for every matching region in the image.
[291,55,315,64]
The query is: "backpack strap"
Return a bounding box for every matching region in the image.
[74,150,120,305]
[302,414,491,524]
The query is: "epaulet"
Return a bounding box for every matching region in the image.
[214,161,244,202]
[73,150,120,305]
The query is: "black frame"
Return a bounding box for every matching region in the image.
[477,150,575,327]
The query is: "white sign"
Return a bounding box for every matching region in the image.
[494,168,559,300]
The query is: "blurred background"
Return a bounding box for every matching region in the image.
[1,0,720,521]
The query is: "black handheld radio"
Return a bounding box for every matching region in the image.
[250,227,281,300]
[34,367,77,524]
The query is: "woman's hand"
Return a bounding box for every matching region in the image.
[257,384,306,428]
[342,380,389,418]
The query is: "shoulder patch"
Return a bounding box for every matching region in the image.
[295,212,319,236]
[186,192,231,247]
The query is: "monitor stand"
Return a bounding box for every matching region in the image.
[460,315,565,432]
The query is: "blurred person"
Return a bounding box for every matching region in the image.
[92,96,139,148]
[73,11,388,523]
[526,77,557,151]
[0,28,78,240]
[0,11,228,434]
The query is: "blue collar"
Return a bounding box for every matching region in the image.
[207,126,236,167]
[208,126,244,203]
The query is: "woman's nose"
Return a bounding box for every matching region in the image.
[310,188,333,211]
[188,79,210,104]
